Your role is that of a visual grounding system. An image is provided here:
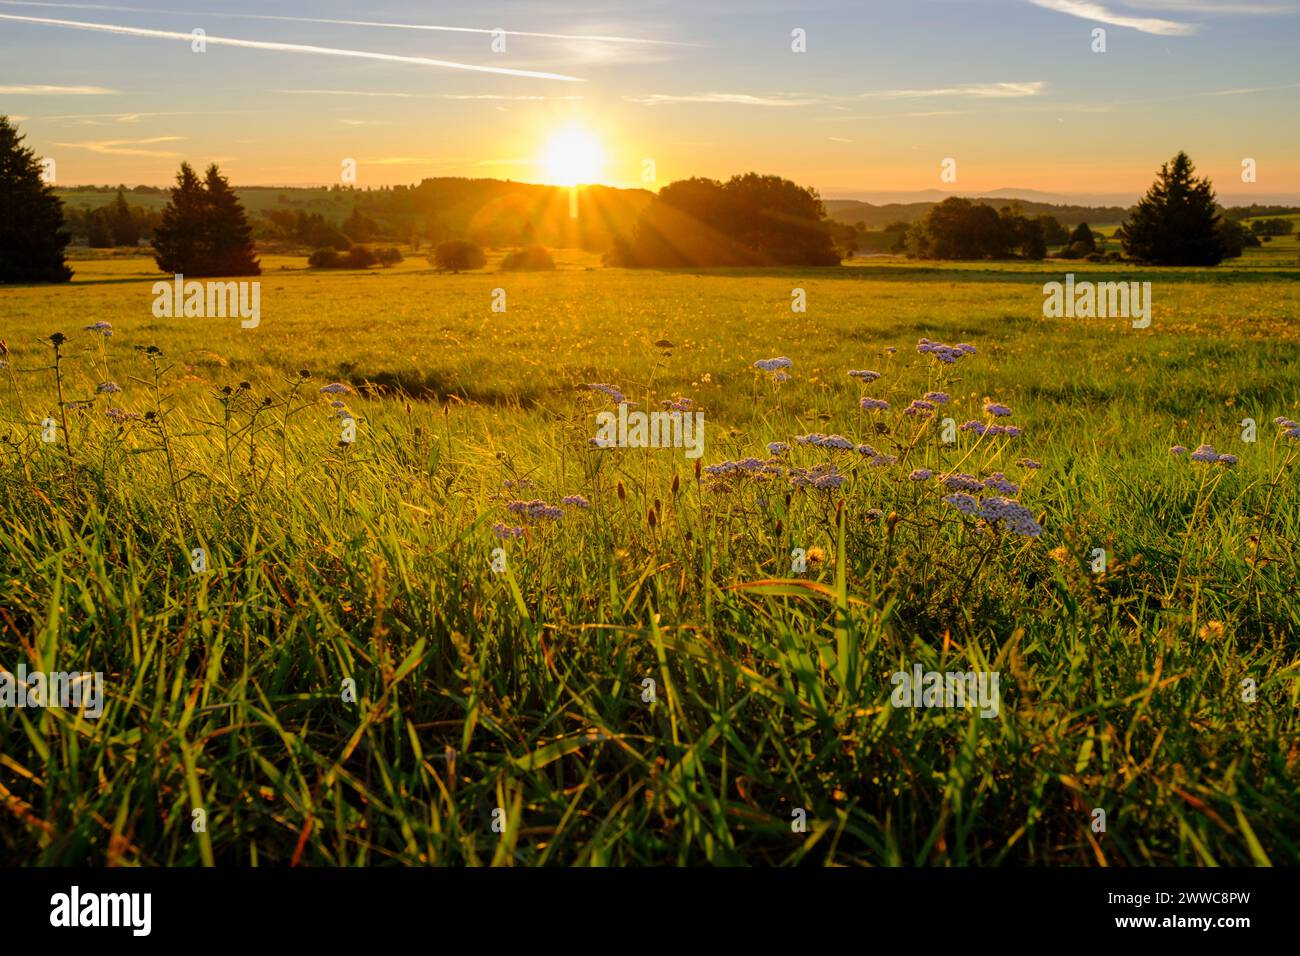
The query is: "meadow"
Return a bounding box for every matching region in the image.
[1,246,1298,865]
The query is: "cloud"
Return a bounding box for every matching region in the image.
[275,89,583,101]
[0,2,690,45]
[1027,0,1199,34]
[0,84,118,93]
[53,134,184,156]
[828,137,854,143]
[626,92,823,107]
[875,82,1046,98]
[0,13,585,80]
[1125,0,1298,13]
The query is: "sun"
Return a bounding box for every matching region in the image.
[540,126,605,186]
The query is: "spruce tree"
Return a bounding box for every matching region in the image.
[1118,152,1225,266]
[109,187,139,246]
[0,115,72,283]
[201,164,259,276]
[153,162,208,274]
[153,162,259,276]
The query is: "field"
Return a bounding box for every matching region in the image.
[1,247,1299,866]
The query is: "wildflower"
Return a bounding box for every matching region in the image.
[868,453,897,467]
[885,346,897,354]
[1169,446,1188,456]
[1217,454,1238,466]
[561,494,591,508]
[790,463,846,490]
[924,391,950,405]
[959,420,987,435]
[1190,444,1220,463]
[753,357,793,372]
[96,381,121,394]
[855,443,878,456]
[979,496,1043,537]
[767,441,789,456]
[1017,458,1042,469]
[812,469,847,490]
[704,457,766,476]
[1198,620,1226,641]
[320,382,352,395]
[986,424,1022,438]
[104,407,141,423]
[984,401,1013,417]
[589,436,615,449]
[939,472,984,493]
[661,397,694,413]
[506,499,563,521]
[904,399,934,417]
[956,343,977,355]
[586,383,625,404]
[503,479,536,490]
[795,433,855,450]
[983,472,1019,495]
[772,371,790,384]
[84,321,113,337]
[908,468,934,481]
[859,397,889,412]
[943,492,981,516]
[1272,417,1296,428]
[866,508,883,519]
[1285,427,1300,440]
[492,523,526,540]
[848,369,881,382]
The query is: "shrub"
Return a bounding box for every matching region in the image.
[374,247,404,267]
[430,239,486,273]
[307,247,341,268]
[500,245,555,271]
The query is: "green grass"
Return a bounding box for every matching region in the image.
[1,251,1298,866]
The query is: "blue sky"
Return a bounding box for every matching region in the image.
[2,0,1298,200]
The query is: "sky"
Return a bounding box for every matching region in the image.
[2,0,1299,202]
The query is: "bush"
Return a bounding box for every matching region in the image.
[308,245,382,269]
[430,239,485,273]
[374,247,404,267]
[500,245,555,271]
[307,247,341,268]
[345,245,377,268]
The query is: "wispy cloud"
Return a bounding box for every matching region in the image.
[274,89,583,102]
[626,92,823,107]
[828,137,854,143]
[0,2,689,44]
[875,82,1046,98]
[0,13,585,80]
[1127,0,1298,13]
[53,134,183,156]
[628,83,1045,109]
[1027,0,1199,35]
[0,83,118,93]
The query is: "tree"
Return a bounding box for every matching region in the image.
[1216,219,1258,259]
[1068,222,1096,252]
[87,208,114,248]
[153,162,260,276]
[201,164,259,275]
[1117,152,1225,266]
[608,173,840,267]
[0,115,72,282]
[430,239,485,273]
[109,187,139,246]
[1036,214,1070,245]
[906,197,1011,260]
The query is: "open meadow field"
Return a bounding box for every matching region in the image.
[2,250,1298,866]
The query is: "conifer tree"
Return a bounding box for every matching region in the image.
[0,115,72,283]
[1118,152,1225,266]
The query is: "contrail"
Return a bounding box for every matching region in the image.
[0,2,686,44]
[0,13,586,80]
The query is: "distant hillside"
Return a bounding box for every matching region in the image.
[824,197,1133,230]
